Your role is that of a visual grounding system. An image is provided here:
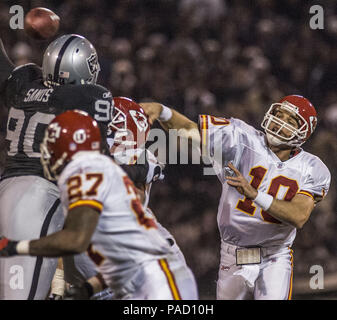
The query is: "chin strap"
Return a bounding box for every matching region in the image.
[266,133,286,147]
[265,132,302,148]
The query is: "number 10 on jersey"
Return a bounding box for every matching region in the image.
[235,166,299,224]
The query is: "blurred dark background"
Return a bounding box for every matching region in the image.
[0,0,337,299]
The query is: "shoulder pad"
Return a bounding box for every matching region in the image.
[10,63,42,82]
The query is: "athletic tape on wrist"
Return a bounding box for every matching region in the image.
[51,268,65,296]
[254,191,273,211]
[158,105,172,121]
[16,240,30,255]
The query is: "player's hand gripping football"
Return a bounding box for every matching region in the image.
[139,102,163,125]
[0,237,18,257]
[225,163,258,200]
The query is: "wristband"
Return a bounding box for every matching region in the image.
[158,105,172,122]
[254,191,273,211]
[16,240,30,255]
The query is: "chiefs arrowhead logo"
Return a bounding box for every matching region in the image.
[129,110,148,132]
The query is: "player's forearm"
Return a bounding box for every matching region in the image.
[226,162,316,229]
[240,182,310,228]
[28,229,90,257]
[140,101,201,150]
[161,108,201,148]
[26,206,99,257]
[259,197,311,229]
[140,102,199,133]
[160,107,197,131]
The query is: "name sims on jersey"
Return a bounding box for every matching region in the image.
[24,88,54,103]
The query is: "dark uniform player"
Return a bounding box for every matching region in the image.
[0,34,163,300]
[4,66,113,179]
[0,34,112,300]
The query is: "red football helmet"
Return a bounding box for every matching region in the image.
[108,97,150,151]
[261,95,317,147]
[40,110,101,180]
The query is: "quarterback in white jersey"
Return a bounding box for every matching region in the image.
[0,110,195,300]
[140,95,331,300]
[199,115,330,248]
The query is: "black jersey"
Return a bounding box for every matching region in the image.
[1,63,113,179]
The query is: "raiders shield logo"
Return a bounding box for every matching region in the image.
[129,110,149,132]
[86,53,99,75]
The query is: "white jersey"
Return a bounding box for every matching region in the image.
[199,115,331,248]
[114,148,188,263]
[58,152,172,290]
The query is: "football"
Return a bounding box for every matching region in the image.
[24,7,60,40]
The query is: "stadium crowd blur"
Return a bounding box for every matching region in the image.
[0,0,336,299]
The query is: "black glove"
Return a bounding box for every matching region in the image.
[138,149,165,184]
[145,158,165,184]
[0,237,18,257]
[63,282,93,300]
[119,153,165,184]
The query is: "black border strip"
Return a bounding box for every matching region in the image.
[27,198,61,300]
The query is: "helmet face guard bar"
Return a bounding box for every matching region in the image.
[40,136,68,181]
[110,107,127,132]
[40,140,54,181]
[108,107,138,147]
[261,102,309,147]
